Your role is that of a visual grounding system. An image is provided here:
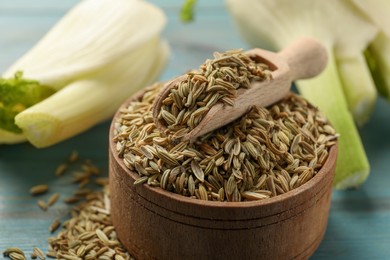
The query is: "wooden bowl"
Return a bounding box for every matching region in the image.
[109,91,338,260]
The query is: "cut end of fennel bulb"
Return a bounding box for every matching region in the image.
[14,112,61,148]
[353,96,377,126]
[333,169,370,190]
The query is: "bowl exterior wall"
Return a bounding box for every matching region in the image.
[109,146,336,260]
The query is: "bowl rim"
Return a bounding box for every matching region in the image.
[109,91,338,210]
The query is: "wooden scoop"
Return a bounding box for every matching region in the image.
[152,37,328,141]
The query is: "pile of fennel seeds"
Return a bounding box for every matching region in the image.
[157,49,272,137]
[113,80,338,202]
[47,187,133,260]
[4,189,133,260]
[2,152,134,260]
[45,154,133,260]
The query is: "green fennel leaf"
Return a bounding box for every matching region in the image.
[180,0,197,22]
[0,71,55,133]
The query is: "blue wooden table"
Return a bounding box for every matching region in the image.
[1,1,390,259]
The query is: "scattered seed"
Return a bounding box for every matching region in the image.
[45,251,57,259]
[37,200,48,211]
[96,228,110,245]
[33,247,45,260]
[115,254,126,260]
[78,178,90,188]
[68,150,79,163]
[8,252,26,260]
[78,231,95,241]
[3,248,25,258]
[30,184,49,196]
[55,163,68,176]
[47,193,60,207]
[57,253,82,260]
[95,177,109,186]
[49,218,61,233]
[64,196,81,204]
[95,247,109,258]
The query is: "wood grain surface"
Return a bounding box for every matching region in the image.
[1,0,390,259]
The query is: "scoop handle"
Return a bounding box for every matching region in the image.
[278,37,328,80]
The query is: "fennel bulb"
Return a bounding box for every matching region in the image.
[225,0,379,188]
[0,0,170,148]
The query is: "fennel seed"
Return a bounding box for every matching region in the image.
[8,252,26,260]
[68,150,79,163]
[63,196,81,204]
[30,184,49,196]
[45,251,57,259]
[55,163,68,177]
[49,218,61,233]
[37,199,48,211]
[32,247,45,260]
[3,248,25,259]
[47,193,60,207]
